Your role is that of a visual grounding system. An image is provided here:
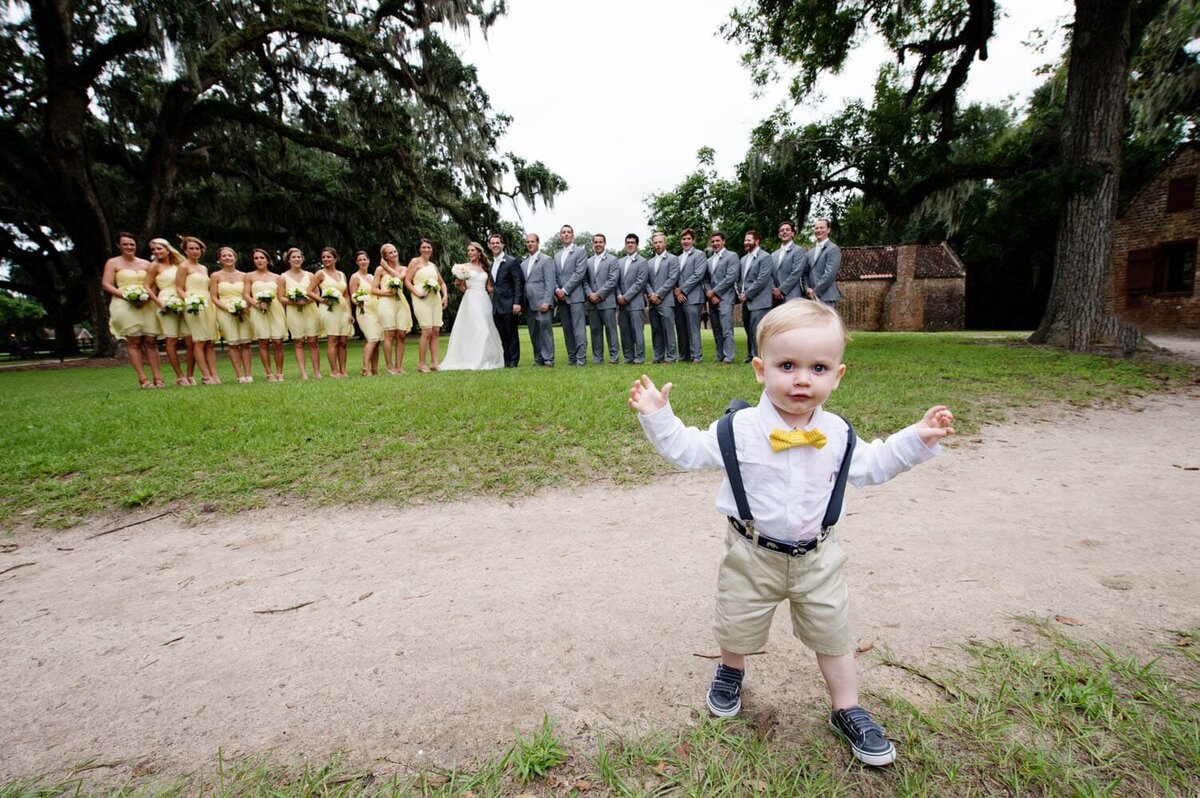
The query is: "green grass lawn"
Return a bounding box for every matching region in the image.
[0,330,1195,531]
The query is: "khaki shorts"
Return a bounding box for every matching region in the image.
[713,526,852,656]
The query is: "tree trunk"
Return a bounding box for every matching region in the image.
[1030,0,1141,354]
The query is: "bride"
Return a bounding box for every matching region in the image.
[439,242,505,371]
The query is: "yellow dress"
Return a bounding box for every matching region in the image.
[410,263,443,328]
[249,277,287,340]
[376,266,412,333]
[284,271,321,339]
[154,265,185,339]
[316,270,353,337]
[215,277,251,345]
[109,268,161,339]
[352,271,382,342]
[181,267,217,342]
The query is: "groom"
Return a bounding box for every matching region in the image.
[488,233,524,368]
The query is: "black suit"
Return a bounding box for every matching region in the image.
[490,252,524,367]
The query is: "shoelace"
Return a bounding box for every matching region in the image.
[839,707,883,736]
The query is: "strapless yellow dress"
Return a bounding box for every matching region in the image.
[376,267,412,333]
[353,271,382,342]
[215,278,251,345]
[181,267,217,342]
[109,268,160,339]
[249,278,287,340]
[316,270,352,337]
[284,272,320,339]
[410,263,443,328]
[153,265,185,339]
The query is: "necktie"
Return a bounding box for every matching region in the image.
[652,255,660,278]
[769,428,827,452]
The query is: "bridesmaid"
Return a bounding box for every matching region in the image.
[174,236,219,384]
[372,242,412,374]
[210,246,253,382]
[310,246,351,378]
[146,237,194,386]
[281,247,322,380]
[349,250,381,376]
[101,231,163,388]
[404,238,448,372]
[245,247,287,382]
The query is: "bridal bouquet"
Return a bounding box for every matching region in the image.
[227,297,248,319]
[451,263,471,280]
[286,286,308,303]
[420,275,440,296]
[254,290,274,309]
[122,285,150,306]
[185,294,207,315]
[321,285,341,306]
[160,295,185,315]
[352,287,370,307]
[383,275,404,296]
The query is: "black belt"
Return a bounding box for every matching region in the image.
[728,518,829,557]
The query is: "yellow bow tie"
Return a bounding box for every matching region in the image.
[769,427,827,452]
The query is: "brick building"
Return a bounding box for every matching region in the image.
[1114,142,1199,331]
[835,243,966,331]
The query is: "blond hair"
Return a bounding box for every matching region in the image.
[755,299,849,354]
[178,235,206,257]
[148,238,185,266]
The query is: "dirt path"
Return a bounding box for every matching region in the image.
[2,389,1198,783]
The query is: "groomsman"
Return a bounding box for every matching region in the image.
[801,218,843,306]
[705,232,739,364]
[737,230,773,361]
[616,233,649,365]
[585,233,620,364]
[645,232,680,363]
[672,228,706,363]
[553,224,589,366]
[521,232,556,366]
[488,233,524,367]
[770,221,808,302]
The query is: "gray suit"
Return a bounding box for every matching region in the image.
[584,252,620,363]
[673,248,706,362]
[645,252,679,362]
[707,249,739,363]
[522,251,556,365]
[554,245,589,365]
[616,254,649,364]
[739,248,774,358]
[773,243,808,300]
[801,239,843,304]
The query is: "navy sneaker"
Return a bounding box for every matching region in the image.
[829,706,896,766]
[706,664,744,717]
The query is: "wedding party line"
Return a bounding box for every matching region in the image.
[101,219,843,388]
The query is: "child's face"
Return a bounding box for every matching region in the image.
[752,324,847,427]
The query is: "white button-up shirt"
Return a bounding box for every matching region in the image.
[638,391,938,542]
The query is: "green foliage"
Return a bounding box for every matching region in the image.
[0,291,45,340]
[505,716,569,783]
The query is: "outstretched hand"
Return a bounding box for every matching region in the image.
[917,405,955,447]
[628,374,672,415]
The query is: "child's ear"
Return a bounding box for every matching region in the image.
[752,357,765,384]
[832,363,846,390]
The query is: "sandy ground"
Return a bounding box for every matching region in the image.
[2,387,1199,784]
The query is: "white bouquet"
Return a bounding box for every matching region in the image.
[286,286,307,303]
[122,285,150,305]
[254,290,274,309]
[352,288,370,307]
[160,295,185,315]
[451,263,471,280]
[185,294,207,315]
[227,297,248,319]
[321,285,341,306]
[420,275,440,296]
[383,275,404,296]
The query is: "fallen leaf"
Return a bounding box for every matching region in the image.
[574,780,592,791]
[854,641,875,657]
[655,761,667,775]
[419,773,447,788]
[130,761,154,778]
[675,742,692,759]
[1054,614,1083,626]
[1176,635,1192,648]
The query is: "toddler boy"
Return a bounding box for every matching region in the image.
[628,299,954,766]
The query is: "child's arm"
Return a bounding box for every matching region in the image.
[848,405,955,487]
[628,375,723,470]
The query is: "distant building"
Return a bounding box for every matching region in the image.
[1114,142,1199,331]
[836,244,966,331]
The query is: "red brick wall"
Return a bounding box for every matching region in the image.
[1113,146,1200,331]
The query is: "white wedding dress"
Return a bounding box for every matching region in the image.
[440,267,504,371]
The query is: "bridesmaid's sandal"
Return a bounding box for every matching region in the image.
[176,377,188,387]
[138,377,151,389]
[417,365,430,373]
[151,379,165,388]
[430,364,440,372]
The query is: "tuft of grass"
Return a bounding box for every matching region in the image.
[505,716,569,783]
[1,331,1195,530]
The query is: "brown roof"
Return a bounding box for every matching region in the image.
[838,244,966,280]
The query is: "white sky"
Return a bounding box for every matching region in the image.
[457,0,1073,245]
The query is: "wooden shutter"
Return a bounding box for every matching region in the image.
[1126,248,1158,294]
[1166,175,1197,213]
